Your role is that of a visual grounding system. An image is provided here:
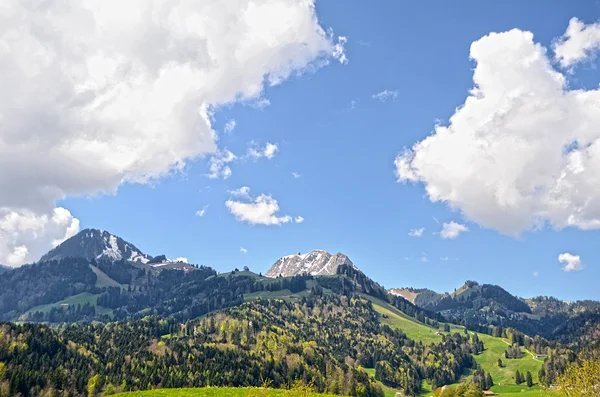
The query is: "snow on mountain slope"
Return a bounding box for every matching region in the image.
[265,249,358,278]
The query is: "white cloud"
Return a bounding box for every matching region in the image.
[420,255,429,263]
[173,257,188,263]
[554,18,600,68]
[0,0,345,265]
[408,227,425,237]
[224,119,237,134]
[292,172,302,179]
[558,252,584,272]
[207,150,237,179]
[439,222,469,240]
[229,186,251,198]
[195,205,208,217]
[0,208,79,267]
[533,271,540,277]
[372,90,399,102]
[247,142,279,160]
[440,256,450,261]
[396,24,600,235]
[348,100,358,112]
[226,187,297,225]
[295,216,305,223]
[240,247,248,254]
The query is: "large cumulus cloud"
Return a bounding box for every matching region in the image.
[396,21,600,235]
[0,0,345,265]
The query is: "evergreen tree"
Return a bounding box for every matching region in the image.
[515,370,522,385]
[526,371,533,388]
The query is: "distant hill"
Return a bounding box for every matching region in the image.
[40,228,152,263]
[0,264,10,274]
[389,287,452,310]
[389,280,600,343]
[265,250,358,277]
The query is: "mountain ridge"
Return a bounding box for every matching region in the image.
[40,228,153,264]
[4,227,598,345]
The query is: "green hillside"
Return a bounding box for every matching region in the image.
[364,295,544,396]
[117,388,337,396]
[475,334,543,385]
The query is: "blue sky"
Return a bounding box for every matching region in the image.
[3,1,600,301]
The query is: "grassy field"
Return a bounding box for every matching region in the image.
[363,294,452,345]
[475,333,543,386]
[19,292,112,320]
[90,265,123,287]
[116,388,337,396]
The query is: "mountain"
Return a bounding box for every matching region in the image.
[265,249,358,277]
[40,228,152,263]
[389,287,452,311]
[0,264,10,274]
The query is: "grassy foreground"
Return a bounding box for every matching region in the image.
[116,388,337,396]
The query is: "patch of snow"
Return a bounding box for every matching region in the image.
[102,234,123,260]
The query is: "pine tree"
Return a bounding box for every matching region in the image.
[498,358,503,367]
[485,373,493,390]
[515,370,522,385]
[526,371,533,388]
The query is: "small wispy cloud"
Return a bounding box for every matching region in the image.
[229,186,251,198]
[295,216,305,223]
[207,149,237,179]
[247,142,279,160]
[224,119,236,134]
[439,222,469,240]
[195,205,209,217]
[240,247,248,254]
[408,227,424,237]
[249,98,271,109]
[533,271,540,277]
[372,89,399,102]
[291,172,302,179]
[348,99,358,112]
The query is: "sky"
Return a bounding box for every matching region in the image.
[1,1,600,301]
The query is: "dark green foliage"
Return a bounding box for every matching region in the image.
[526,371,533,387]
[515,370,522,385]
[0,258,97,320]
[472,367,492,390]
[505,344,522,359]
[0,293,484,397]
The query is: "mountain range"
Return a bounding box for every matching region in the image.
[0,227,597,396]
[0,228,598,346]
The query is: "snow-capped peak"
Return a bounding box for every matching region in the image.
[40,228,152,264]
[265,249,358,278]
